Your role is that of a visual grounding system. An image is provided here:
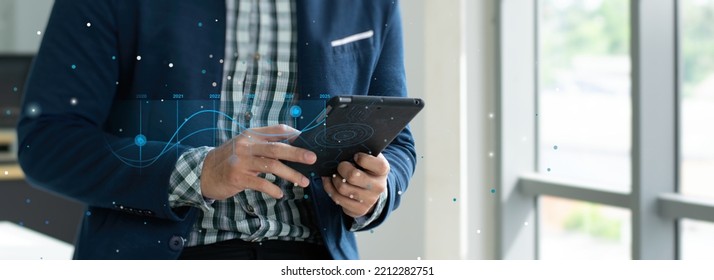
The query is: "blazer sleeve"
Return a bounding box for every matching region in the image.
[359,1,417,231]
[17,0,195,222]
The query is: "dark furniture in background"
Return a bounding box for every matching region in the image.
[1,54,84,245]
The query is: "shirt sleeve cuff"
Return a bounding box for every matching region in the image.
[350,188,389,231]
[168,146,215,211]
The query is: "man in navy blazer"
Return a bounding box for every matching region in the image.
[17,0,415,259]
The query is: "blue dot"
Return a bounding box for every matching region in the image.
[198,22,203,27]
[5,110,11,116]
[25,198,31,204]
[44,220,50,225]
[310,172,315,177]
[201,69,206,74]
[303,194,309,199]
[134,134,147,147]
[71,64,76,69]
[12,86,18,92]
[85,211,92,216]
[111,55,116,60]
[490,188,496,194]
[290,105,302,118]
[18,221,24,227]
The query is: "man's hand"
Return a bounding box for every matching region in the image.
[322,153,389,218]
[200,124,317,200]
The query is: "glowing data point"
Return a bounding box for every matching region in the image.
[86,22,91,27]
[134,134,147,147]
[477,229,481,234]
[12,87,18,92]
[36,31,42,35]
[136,55,142,61]
[70,98,77,105]
[111,55,116,60]
[303,194,308,199]
[490,188,496,194]
[168,63,174,68]
[3,171,8,176]
[197,22,203,27]
[26,103,42,118]
[289,105,302,118]
[71,64,76,70]
[201,69,206,74]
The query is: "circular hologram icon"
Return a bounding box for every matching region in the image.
[314,123,373,148]
[290,105,302,118]
[134,134,147,147]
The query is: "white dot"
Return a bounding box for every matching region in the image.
[119,128,123,132]
[277,71,282,76]
[227,75,232,80]
[160,99,164,102]
[209,54,213,58]
[524,222,529,226]
[136,56,142,61]
[70,98,77,105]
[3,171,8,176]
[36,31,42,35]
[397,190,403,195]
[488,152,494,158]
[116,249,119,253]
[115,81,119,85]
[212,82,217,87]
[488,113,494,119]
[219,59,224,64]
[215,19,219,22]
[477,229,481,234]
[417,257,421,260]
[86,22,91,27]
[168,63,174,68]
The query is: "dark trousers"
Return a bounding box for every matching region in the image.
[178,238,333,260]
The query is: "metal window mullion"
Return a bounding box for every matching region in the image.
[630,0,678,260]
[497,0,537,260]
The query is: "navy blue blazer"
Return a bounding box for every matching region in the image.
[17,0,415,259]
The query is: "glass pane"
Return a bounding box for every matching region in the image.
[538,0,631,191]
[539,196,631,259]
[680,0,714,199]
[680,219,714,259]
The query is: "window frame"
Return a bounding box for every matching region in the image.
[497,0,714,260]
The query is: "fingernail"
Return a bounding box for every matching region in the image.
[301,177,310,187]
[305,152,316,162]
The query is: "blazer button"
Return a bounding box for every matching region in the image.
[169,236,185,251]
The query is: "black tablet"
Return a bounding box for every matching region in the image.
[285,95,424,177]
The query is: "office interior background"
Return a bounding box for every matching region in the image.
[1,0,713,260]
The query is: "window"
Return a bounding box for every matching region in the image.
[538,0,631,191]
[539,196,630,259]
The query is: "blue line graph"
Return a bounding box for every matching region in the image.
[107,105,326,168]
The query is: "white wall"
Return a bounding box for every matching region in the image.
[0,0,53,53]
